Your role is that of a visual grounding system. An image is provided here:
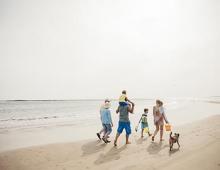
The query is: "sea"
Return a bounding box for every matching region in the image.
[0,97,219,151]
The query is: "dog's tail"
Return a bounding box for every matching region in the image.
[170,131,172,138]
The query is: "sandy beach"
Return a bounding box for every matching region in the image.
[0,114,219,170]
[1,0,220,169]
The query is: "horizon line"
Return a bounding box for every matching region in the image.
[0,96,218,101]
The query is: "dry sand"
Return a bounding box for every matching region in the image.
[0,115,220,170]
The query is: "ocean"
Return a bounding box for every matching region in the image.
[0,98,219,151]
[0,98,219,130]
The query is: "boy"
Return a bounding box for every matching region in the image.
[119,90,132,106]
[137,108,152,138]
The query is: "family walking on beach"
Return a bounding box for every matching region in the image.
[96,90,170,146]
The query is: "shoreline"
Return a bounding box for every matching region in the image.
[0,115,220,170]
[0,112,219,153]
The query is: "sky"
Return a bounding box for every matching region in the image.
[0,0,220,100]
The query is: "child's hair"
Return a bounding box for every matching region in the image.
[144,108,148,112]
[122,90,126,94]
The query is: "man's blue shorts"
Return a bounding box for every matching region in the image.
[117,121,131,136]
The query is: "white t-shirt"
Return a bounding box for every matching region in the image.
[159,106,164,114]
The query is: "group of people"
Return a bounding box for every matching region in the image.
[96,90,169,146]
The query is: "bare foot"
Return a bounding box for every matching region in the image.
[126,141,131,144]
[160,139,164,142]
[114,140,117,146]
[148,133,152,137]
[141,135,144,138]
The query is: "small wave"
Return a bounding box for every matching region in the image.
[0,116,58,122]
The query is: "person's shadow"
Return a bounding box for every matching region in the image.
[147,142,169,155]
[81,140,107,156]
[135,137,148,145]
[169,148,180,156]
[94,145,127,165]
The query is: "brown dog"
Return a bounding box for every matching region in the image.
[169,132,180,151]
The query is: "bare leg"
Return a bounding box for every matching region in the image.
[97,126,106,140]
[99,126,107,139]
[141,129,144,137]
[99,128,105,134]
[114,133,120,146]
[126,135,131,144]
[152,124,159,141]
[160,125,164,141]
[153,124,159,136]
[104,128,112,140]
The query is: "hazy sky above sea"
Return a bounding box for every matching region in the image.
[0,0,219,100]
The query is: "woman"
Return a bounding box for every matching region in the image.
[152,100,169,142]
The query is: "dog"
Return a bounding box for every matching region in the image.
[169,132,180,151]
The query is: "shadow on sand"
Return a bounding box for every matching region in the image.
[147,142,169,154]
[135,137,149,145]
[81,140,107,156]
[94,145,127,165]
[169,148,180,156]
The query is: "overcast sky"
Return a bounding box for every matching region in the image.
[0,0,219,100]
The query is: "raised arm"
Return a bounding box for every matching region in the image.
[125,97,132,104]
[128,102,135,113]
[116,106,119,114]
